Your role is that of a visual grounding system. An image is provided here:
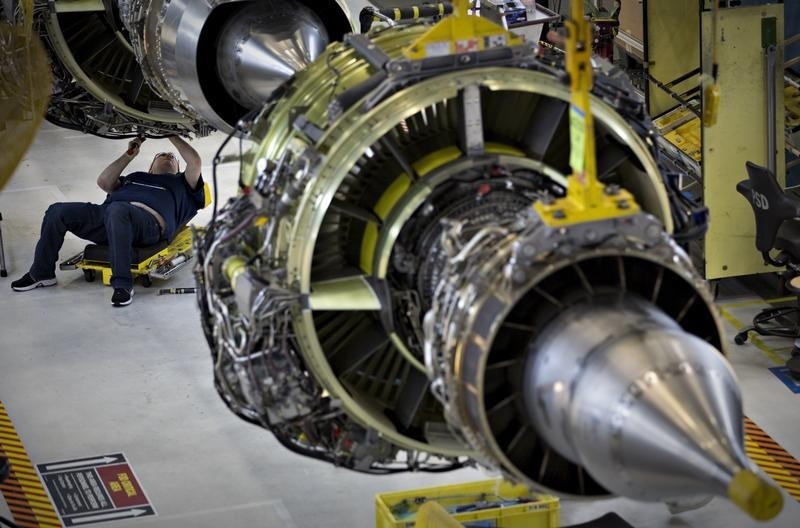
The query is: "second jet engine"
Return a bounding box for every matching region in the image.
[194,16,782,523]
[7,0,363,137]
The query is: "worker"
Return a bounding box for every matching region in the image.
[10,136,204,307]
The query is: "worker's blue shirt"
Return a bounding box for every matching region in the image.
[104,171,204,240]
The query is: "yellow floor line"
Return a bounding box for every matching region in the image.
[719,308,785,365]
[718,296,795,310]
[0,401,61,527]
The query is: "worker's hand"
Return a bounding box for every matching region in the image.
[546,30,566,47]
[126,136,145,158]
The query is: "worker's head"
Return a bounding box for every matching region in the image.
[149,152,180,174]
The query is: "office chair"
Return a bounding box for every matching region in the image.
[735,161,800,378]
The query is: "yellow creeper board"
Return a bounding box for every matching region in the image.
[78,225,194,285]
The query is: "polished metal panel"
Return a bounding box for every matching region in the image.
[525,296,752,502]
[217,1,328,109]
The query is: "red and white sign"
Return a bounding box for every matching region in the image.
[455,38,479,53]
[38,453,155,526]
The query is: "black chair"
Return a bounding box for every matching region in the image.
[735,161,800,378]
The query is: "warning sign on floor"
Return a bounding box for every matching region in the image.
[36,453,155,526]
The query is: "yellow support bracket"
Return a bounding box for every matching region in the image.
[402,0,522,59]
[533,1,640,227]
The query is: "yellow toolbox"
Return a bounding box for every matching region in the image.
[375,478,560,528]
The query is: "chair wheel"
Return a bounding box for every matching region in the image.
[140,275,152,288]
[83,269,96,282]
[734,332,748,345]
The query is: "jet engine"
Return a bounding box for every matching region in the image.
[194,18,782,521]
[8,0,360,137]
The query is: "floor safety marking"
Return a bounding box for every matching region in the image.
[768,366,800,393]
[745,417,800,502]
[719,296,795,310]
[38,453,156,526]
[0,401,61,527]
[719,304,785,366]
[719,298,800,393]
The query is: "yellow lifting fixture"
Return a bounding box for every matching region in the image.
[402,0,523,59]
[533,0,640,227]
[400,0,640,227]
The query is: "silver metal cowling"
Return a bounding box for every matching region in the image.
[423,210,728,496]
[524,297,750,501]
[215,1,329,109]
[122,0,254,130]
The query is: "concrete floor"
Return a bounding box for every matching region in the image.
[0,123,798,527]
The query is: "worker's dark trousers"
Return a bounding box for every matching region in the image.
[29,202,161,289]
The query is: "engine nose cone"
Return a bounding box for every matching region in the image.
[216,1,329,109]
[524,296,782,520]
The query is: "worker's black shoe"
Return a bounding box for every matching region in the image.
[11,272,57,291]
[111,287,133,307]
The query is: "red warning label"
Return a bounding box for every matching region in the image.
[37,453,155,526]
[95,464,148,508]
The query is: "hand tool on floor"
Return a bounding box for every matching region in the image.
[158,287,196,295]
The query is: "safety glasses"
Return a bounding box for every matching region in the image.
[149,152,179,173]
